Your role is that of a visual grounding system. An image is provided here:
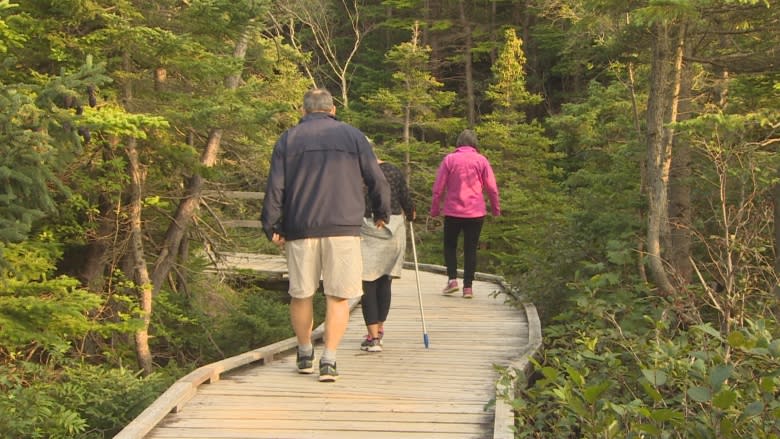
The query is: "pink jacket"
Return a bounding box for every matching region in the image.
[430,146,501,218]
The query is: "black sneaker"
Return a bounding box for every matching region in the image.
[296,350,314,374]
[319,360,338,382]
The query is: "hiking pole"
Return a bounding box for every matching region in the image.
[408,221,430,348]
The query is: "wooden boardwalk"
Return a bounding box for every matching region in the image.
[116,260,541,439]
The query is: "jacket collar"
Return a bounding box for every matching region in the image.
[300,112,337,123]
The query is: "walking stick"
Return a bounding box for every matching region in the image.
[408,221,430,348]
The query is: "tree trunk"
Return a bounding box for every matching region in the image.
[150,28,250,297]
[386,5,394,49]
[151,134,218,294]
[627,59,648,284]
[645,20,686,296]
[116,47,155,373]
[404,103,411,186]
[490,0,497,64]
[175,236,190,294]
[79,192,117,291]
[127,137,154,375]
[422,0,430,46]
[668,45,694,287]
[773,178,780,296]
[403,24,419,186]
[624,9,648,284]
[154,67,167,92]
[458,0,475,126]
[79,136,127,291]
[427,0,441,77]
[121,51,132,104]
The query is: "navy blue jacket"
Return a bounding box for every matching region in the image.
[261,112,390,241]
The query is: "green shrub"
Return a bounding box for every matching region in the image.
[0,361,174,439]
[507,266,780,438]
[0,361,87,439]
[0,242,105,359]
[57,363,175,438]
[150,272,322,364]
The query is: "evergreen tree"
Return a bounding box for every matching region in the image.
[476,29,572,305]
[0,1,111,243]
[361,22,457,198]
[0,85,54,243]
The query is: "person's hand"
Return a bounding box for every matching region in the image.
[407,210,416,222]
[271,233,286,249]
[374,218,386,229]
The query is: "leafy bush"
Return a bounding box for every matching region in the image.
[150,272,319,364]
[506,266,780,438]
[57,363,176,438]
[0,361,174,439]
[0,241,105,359]
[214,288,296,352]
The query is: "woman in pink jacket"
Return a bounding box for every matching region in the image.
[430,129,501,298]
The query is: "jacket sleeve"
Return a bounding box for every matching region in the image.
[430,157,448,217]
[482,157,501,216]
[261,136,286,240]
[360,139,391,222]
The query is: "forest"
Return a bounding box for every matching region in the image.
[1,0,778,437]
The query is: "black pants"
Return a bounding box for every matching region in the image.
[361,275,392,325]
[443,216,484,288]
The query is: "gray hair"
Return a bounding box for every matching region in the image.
[456,129,479,148]
[303,88,334,113]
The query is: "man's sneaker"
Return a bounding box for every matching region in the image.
[296,350,314,374]
[361,336,382,352]
[462,287,474,299]
[442,279,459,295]
[319,360,338,382]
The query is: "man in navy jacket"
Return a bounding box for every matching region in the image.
[262,88,390,382]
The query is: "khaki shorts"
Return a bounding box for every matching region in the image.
[285,236,363,299]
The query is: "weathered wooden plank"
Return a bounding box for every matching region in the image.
[181,397,487,412]
[160,408,489,422]
[190,391,495,404]
[195,378,494,390]
[114,382,197,438]
[222,220,263,228]
[148,428,484,439]
[211,253,287,274]
[494,301,543,439]
[161,416,492,437]
[202,190,265,200]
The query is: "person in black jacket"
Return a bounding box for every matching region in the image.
[261,88,390,382]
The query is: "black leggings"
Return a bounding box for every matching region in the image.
[443,216,484,288]
[361,275,392,325]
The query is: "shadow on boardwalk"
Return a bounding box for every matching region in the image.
[116,260,541,439]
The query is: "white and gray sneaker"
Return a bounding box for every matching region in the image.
[360,336,383,352]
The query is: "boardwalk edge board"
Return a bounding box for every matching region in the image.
[493,302,543,439]
[487,273,544,439]
[113,264,541,439]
